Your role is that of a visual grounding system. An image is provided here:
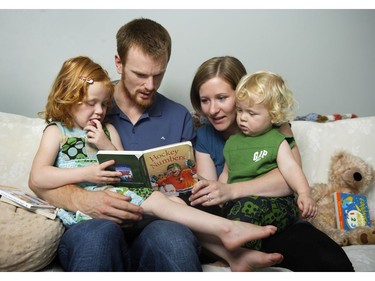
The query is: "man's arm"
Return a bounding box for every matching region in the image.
[31,184,84,212]
[31,184,145,224]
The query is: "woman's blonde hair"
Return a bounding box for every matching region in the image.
[236,71,297,125]
[40,56,114,129]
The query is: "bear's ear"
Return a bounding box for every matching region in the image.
[330,150,346,166]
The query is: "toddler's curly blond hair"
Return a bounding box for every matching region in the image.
[235,70,297,125]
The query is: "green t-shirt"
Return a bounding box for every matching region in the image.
[224,128,295,184]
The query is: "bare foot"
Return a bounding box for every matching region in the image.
[228,248,284,272]
[221,221,277,251]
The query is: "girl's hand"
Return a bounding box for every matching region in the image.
[83,160,122,184]
[85,119,116,150]
[189,179,232,207]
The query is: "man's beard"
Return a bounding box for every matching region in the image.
[123,83,155,109]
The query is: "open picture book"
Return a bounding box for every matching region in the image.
[97,141,199,196]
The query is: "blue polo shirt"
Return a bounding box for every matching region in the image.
[195,123,226,177]
[107,92,196,150]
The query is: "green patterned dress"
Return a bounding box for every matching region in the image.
[50,122,152,226]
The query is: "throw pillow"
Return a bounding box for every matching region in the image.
[0,201,64,271]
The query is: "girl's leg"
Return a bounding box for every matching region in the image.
[141,191,277,251]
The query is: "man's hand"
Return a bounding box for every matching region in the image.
[32,184,144,224]
[74,189,144,224]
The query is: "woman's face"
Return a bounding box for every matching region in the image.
[199,77,239,137]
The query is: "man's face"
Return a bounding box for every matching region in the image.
[116,46,168,108]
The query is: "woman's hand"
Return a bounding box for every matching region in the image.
[189,179,233,207]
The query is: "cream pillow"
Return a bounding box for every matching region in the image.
[0,201,64,271]
[290,116,375,217]
[0,112,45,195]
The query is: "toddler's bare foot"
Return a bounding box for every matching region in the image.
[222,222,277,251]
[228,249,283,272]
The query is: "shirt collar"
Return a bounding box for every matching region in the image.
[108,92,163,121]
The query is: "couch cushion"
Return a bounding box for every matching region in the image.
[343,245,375,272]
[0,112,45,195]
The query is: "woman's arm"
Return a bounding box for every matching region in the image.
[193,149,293,204]
[190,167,294,207]
[195,150,219,180]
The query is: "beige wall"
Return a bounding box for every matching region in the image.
[0,9,374,118]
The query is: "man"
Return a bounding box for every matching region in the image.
[109,18,195,150]
[31,18,201,272]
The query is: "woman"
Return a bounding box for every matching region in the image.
[189,56,354,271]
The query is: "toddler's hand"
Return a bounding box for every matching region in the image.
[297,193,318,219]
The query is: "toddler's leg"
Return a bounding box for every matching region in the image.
[201,239,283,272]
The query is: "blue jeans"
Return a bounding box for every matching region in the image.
[58,219,202,272]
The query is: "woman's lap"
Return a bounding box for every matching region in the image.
[261,221,354,272]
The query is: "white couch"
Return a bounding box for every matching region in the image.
[1,111,375,272]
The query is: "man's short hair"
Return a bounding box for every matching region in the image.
[116,18,172,64]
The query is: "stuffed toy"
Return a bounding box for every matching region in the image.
[308,151,375,246]
[295,112,357,122]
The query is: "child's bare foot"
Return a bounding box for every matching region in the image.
[228,249,284,272]
[221,222,277,251]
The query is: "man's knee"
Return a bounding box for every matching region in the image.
[132,220,202,271]
[59,219,129,271]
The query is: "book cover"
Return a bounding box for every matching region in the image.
[333,192,371,230]
[97,141,199,195]
[0,186,56,210]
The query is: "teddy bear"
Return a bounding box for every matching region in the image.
[308,150,375,246]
